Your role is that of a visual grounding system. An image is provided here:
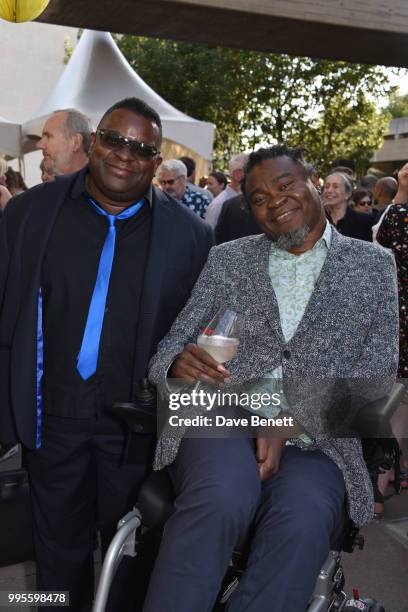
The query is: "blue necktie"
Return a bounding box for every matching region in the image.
[77,197,144,380]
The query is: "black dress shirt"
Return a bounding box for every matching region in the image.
[41,169,151,417]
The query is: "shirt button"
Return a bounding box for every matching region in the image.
[283,349,291,359]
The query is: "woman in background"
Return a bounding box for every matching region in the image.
[6,167,27,196]
[0,159,12,216]
[352,189,373,215]
[206,171,228,198]
[376,163,408,515]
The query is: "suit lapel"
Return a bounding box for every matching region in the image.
[243,235,284,342]
[291,229,348,339]
[132,188,174,377]
[21,177,75,296]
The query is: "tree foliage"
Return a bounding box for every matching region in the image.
[115,35,394,173]
[387,91,408,119]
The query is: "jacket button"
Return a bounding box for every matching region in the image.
[283,349,291,359]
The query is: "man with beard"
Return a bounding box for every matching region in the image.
[0,97,213,610]
[143,145,399,612]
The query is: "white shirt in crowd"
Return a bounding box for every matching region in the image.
[372,205,392,243]
[204,185,240,228]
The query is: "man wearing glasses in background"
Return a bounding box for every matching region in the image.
[157,158,212,219]
[0,97,213,611]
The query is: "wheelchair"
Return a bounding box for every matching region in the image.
[92,382,406,612]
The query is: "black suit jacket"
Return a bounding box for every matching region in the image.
[215,195,261,244]
[0,172,213,448]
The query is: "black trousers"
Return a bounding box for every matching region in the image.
[26,412,154,612]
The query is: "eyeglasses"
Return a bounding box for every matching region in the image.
[159,176,184,187]
[358,200,371,207]
[96,129,160,159]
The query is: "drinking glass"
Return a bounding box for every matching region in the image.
[189,306,242,406]
[197,306,242,365]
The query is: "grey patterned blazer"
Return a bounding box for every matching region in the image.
[149,230,399,526]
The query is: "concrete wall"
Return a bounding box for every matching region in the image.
[0,21,77,123]
[0,21,77,186]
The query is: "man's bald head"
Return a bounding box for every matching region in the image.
[373,177,398,208]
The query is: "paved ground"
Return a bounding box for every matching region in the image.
[1,449,407,611]
[342,490,408,612]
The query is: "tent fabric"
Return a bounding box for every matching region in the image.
[22,30,215,161]
[0,116,23,158]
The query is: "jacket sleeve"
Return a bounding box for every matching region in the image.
[148,244,223,386]
[354,248,399,383]
[336,248,400,438]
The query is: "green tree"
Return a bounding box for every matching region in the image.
[299,61,393,174]
[387,91,408,118]
[115,35,394,173]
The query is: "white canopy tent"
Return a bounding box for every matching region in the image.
[0,116,23,159]
[23,30,215,174]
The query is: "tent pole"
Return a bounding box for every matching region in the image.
[18,156,26,178]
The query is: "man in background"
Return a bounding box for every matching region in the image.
[157,159,211,218]
[372,176,398,218]
[214,193,261,244]
[37,108,92,175]
[179,155,213,201]
[204,152,248,228]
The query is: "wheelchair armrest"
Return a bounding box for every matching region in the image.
[110,378,157,433]
[0,469,29,502]
[341,522,364,553]
[137,470,174,530]
[110,402,156,434]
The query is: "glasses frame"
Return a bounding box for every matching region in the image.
[158,176,184,187]
[96,128,160,159]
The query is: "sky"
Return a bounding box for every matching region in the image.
[388,67,408,95]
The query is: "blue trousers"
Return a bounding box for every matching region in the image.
[143,438,345,612]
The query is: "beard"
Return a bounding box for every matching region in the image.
[272,224,310,251]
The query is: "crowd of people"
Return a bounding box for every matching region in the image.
[0,108,401,251]
[0,100,407,611]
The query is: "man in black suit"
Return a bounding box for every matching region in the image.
[0,97,213,611]
[215,194,261,244]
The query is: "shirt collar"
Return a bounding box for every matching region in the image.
[70,165,153,207]
[319,221,332,248]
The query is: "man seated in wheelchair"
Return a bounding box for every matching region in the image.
[143,146,399,612]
